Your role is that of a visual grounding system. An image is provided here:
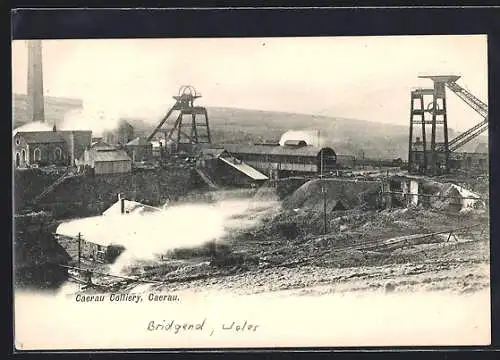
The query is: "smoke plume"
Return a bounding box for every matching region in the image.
[55,195,280,275]
[279,129,330,147]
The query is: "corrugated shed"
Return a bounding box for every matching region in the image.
[90,149,131,162]
[15,131,65,144]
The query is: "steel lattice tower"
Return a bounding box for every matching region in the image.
[408,75,456,175]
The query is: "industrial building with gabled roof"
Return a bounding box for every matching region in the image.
[77,147,132,175]
[222,142,338,178]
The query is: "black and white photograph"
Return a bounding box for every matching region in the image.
[12,35,490,349]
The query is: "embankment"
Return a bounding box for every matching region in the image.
[283,178,383,212]
[14,211,71,289]
[15,167,201,219]
[14,169,61,212]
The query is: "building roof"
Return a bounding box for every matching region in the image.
[284,140,308,147]
[90,149,132,162]
[126,137,152,146]
[15,131,65,144]
[201,147,228,158]
[102,199,161,216]
[223,144,335,157]
[219,156,269,180]
[91,140,116,150]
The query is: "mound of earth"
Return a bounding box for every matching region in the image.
[282,178,382,212]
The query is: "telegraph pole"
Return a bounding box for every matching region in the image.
[77,232,81,268]
[321,150,328,234]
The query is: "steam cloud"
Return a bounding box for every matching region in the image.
[56,196,280,276]
[59,108,122,136]
[279,129,330,147]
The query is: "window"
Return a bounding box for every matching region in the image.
[55,147,62,160]
[34,148,41,161]
[15,153,20,167]
[16,138,20,145]
[21,150,26,163]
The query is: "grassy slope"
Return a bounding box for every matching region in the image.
[13,93,487,159]
[12,94,83,128]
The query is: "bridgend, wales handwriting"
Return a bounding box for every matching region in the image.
[75,293,179,303]
[147,319,260,336]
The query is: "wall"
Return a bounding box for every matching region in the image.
[80,240,105,260]
[13,134,68,167]
[59,131,92,163]
[28,142,67,166]
[19,167,198,219]
[94,160,132,175]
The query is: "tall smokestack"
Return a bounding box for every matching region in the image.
[27,40,45,122]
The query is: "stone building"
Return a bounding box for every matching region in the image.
[13,124,92,168]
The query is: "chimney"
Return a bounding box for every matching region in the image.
[27,40,45,123]
[118,193,125,214]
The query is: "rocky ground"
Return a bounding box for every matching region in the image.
[74,204,489,298]
[58,171,490,298]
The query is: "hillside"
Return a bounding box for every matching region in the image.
[128,107,487,159]
[12,96,487,159]
[12,94,83,129]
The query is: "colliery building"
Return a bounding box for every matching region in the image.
[13,124,92,168]
[198,147,269,188]
[223,141,338,178]
[78,146,132,175]
[410,137,488,173]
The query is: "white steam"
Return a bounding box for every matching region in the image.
[59,108,122,136]
[56,196,280,275]
[279,129,329,147]
[12,121,53,134]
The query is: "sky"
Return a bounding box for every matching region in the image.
[11,35,488,131]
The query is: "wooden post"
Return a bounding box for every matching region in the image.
[77,232,81,268]
[321,150,328,235]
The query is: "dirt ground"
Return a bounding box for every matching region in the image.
[79,199,489,297]
[59,171,490,299]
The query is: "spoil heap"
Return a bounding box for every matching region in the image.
[14,211,71,289]
[282,178,382,212]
